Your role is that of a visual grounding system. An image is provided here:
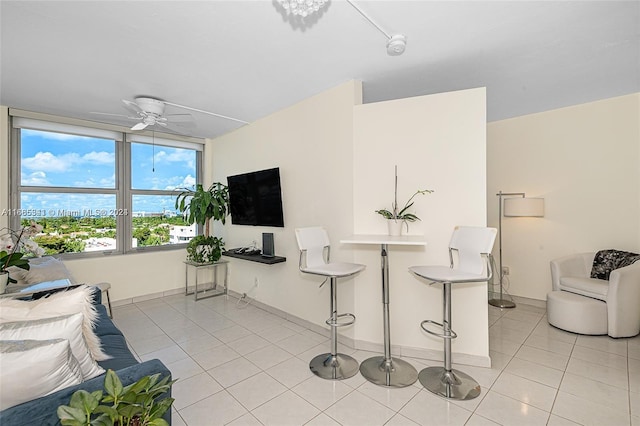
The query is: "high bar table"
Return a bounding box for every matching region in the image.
[341,234,426,387]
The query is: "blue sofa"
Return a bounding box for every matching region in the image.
[0,289,172,425]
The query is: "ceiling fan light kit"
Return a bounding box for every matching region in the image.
[345,0,407,56]
[386,34,407,56]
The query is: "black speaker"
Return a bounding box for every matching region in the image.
[262,233,274,258]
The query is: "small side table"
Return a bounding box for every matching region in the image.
[184,260,228,301]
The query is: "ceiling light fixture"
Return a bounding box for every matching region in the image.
[345,0,407,56]
[278,0,329,18]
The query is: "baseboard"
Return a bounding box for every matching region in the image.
[488,290,546,310]
[228,290,491,368]
[114,288,494,368]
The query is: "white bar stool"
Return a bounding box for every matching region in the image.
[295,227,365,380]
[409,226,496,400]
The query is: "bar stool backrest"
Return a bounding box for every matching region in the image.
[295,227,331,270]
[449,226,497,275]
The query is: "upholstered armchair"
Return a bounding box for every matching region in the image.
[549,252,640,338]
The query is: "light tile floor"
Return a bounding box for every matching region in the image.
[112,294,640,426]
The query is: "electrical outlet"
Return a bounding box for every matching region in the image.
[502,266,510,276]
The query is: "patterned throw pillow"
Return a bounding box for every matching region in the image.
[590,249,640,280]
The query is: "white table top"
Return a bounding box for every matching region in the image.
[340,234,427,246]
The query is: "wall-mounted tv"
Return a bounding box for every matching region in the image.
[227,167,285,227]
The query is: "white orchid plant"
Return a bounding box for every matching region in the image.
[375,166,433,222]
[0,221,45,283]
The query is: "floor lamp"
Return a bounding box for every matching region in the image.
[489,191,545,309]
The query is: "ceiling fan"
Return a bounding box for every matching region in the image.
[92,96,248,132]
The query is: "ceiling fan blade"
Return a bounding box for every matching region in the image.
[131,122,148,131]
[90,112,139,120]
[122,99,144,114]
[164,101,248,124]
[164,122,191,136]
[165,113,193,123]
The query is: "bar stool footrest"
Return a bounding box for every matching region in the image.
[326,313,356,328]
[420,319,458,339]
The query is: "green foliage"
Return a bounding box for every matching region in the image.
[57,369,175,426]
[375,189,433,222]
[0,251,30,283]
[175,183,230,237]
[186,235,224,263]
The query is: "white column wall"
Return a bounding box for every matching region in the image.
[352,88,489,360]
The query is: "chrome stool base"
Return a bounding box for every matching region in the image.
[418,366,481,400]
[359,356,418,388]
[309,353,359,380]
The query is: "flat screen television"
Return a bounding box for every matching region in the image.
[227,167,285,227]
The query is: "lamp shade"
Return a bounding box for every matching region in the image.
[503,197,544,217]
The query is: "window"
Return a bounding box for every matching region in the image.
[10,115,202,256]
[129,136,199,248]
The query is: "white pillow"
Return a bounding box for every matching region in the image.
[0,313,104,380]
[0,339,83,410]
[9,257,76,285]
[0,285,109,361]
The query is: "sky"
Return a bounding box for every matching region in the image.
[19,129,196,217]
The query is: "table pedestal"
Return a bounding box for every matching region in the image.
[359,244,418,387]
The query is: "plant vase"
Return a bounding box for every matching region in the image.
[186,235,224,264]
[0,271,8,294]
[387,219,406,236]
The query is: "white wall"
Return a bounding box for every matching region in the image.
[487,93,640,301]
[352,88,489,359]
[210,81,362,329]
[211,84,490,363]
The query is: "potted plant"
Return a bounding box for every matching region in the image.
[0,221,44,292]
[57,369,175,426]
[375,166,433,236]
[175,182,230,263]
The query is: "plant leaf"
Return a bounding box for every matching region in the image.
[104,369,123,398]
[57,405,86,423]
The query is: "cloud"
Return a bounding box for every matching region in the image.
[165,174,196,190]
[22,151,115,172]
[153,149,195,168]
[82,151,114,165]
[21,171,49,186]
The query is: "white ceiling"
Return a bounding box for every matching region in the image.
[1,1,638,139]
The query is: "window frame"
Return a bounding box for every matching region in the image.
[9,112,203,258]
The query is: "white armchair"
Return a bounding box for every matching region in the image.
[549,252,640,338]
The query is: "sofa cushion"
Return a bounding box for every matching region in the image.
[0,285,109,361]
[0,313,104,380]
[97,334,139,371]
[0,339,83,410]
[559,276,608,301]
[93,304,123,337]
[0,359,171,426]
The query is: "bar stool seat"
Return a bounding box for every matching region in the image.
[295,227,365,380]
[409,226,496,401]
